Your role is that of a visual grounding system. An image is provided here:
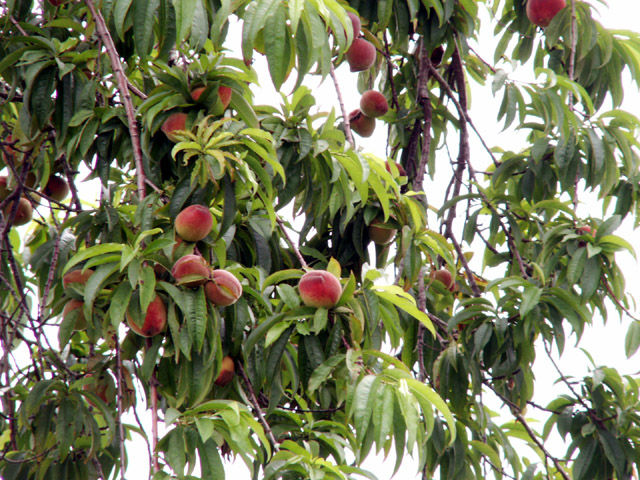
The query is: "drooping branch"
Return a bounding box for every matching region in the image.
[84,0,146,202]
[237,362,279,451]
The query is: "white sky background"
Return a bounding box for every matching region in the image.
[103,1,640,478]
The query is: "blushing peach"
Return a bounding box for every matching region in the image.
[360,90,388,118]
[430,269,456,292]
[298,270,342,308]
[3,197,32,226]
[63,268,94,288]
[171,254,210,287]
[214,356,235,386]
[368,218,396,245]
[345,38,376,72]
[349,109,375,137]
[175,205,213,242]
[161,112,188,140]
[205,270,243,306]
[44,175,69,201]
[526,0,566,27]
[126,295,167,337]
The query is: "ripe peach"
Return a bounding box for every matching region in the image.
[126,295,167,337]
[368,218,396,245]
[526,0,566,27]
[386,161,406,177]
[298,270,342,308]
[349,109,375,137]
[63,268,94,288]
[63,299,86,330]
[43,175,69,201]
[345,38,376,72]
[347,11,361,36]
[430,269,456,292]
[191,85,232,111]
[175,204,213,242]
[161,112,188,140]
[214,356,235,386]
[577,225,595,236]
[430,45,444,67]
[171,254,210,287]
[48,0,66,5]
[3,197,32,226]
[205,270,243,306]
[360,90,388,118]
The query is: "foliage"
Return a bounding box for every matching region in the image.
[1,0,640,479]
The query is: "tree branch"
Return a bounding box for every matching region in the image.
[330,63,355,148]
[84,0,146,202]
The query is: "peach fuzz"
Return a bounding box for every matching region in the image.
[298,270,342,308]
[161,112,188,140]
[360,90,388,118]
[368,218,396,245]
[175,204,213,242]
[349,109,375,137]
[44,175,69,201]
[205,270,243,306]
[430,269,456,292]
[3,197,32,226]
[126,295,167,337]
[526,0,566,27]
[345,38,376,72]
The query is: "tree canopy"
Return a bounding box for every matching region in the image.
[1,0,640,479]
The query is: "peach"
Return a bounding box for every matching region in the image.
[430,45,444,67]
[298,270,342,308]
[191,85,232,111]
[360,90,388,118]
[161,112,188,140]
[3,197,32,226]
[126,295,167,337]
[171,254,210,287]
[368,218,396,245]
[0,176,8,200]
[347,11,361,36]
[63,299,86,330]
[430,269,456,292]
[63,268,94,288]
[214,356,235,387]
[349,109,375,137]
[577,225,595,236]
[526,0,566,27]
[205,270,243,306]
[345,38,376,72]
[44,175,69,201]
[175,204,213,242]
[386,161,406,177]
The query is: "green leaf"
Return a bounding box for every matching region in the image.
[625,321,640,357]
[520,286,541,317]
[63,244,124,274]
[109,282,133,327]
[264,4,289,90]
[372,286,435,336]
[185,288,208,353]
[134,0,159,57]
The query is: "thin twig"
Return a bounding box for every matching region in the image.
[276,216,307,268]
[84,0,146,201]
[237,362,279,451]
[145,338,160,473]
[329,63,355,148]
[114,336,126,480]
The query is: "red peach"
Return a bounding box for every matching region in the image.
[171,254,210,287]
[298,270,342,308]
[63,299,86,330]
[349,109,375,137]
[360,90,388,118]
[368,218,396,245]
[345,38,376,72]
[214,356,235,386]
[161,112,188,140]
[126,295,167,337]
[63,268,94,288]
[3,197,32,226]
[430,269,456,292]
[205,270,243,306]
[44,175,69,201]
[0,176,8,200]
[385,161,407,177]
[175,204,213,242]
[430,45,444,67]
[526,0,566,27]
[347,11,361,36]
[191,86,232,111]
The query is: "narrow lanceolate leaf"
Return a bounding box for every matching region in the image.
[173,0,196,44]
[625,321,640,357]
[264,4,289,90]
[185,288,208,353]
[134,0,159,57]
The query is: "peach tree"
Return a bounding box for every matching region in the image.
[1,1,640,479]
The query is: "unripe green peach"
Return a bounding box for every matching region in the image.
[205,270,243,306]
[349,109,375,137]
[214,356,235,387]
[3,197,32,226]
[345,38,376,72]
[44,175,69,201]
[175,204,213,242]
[298,270,342,308]
[171,254,210,287]
[126,295,167,337]
[360,90,388,118]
